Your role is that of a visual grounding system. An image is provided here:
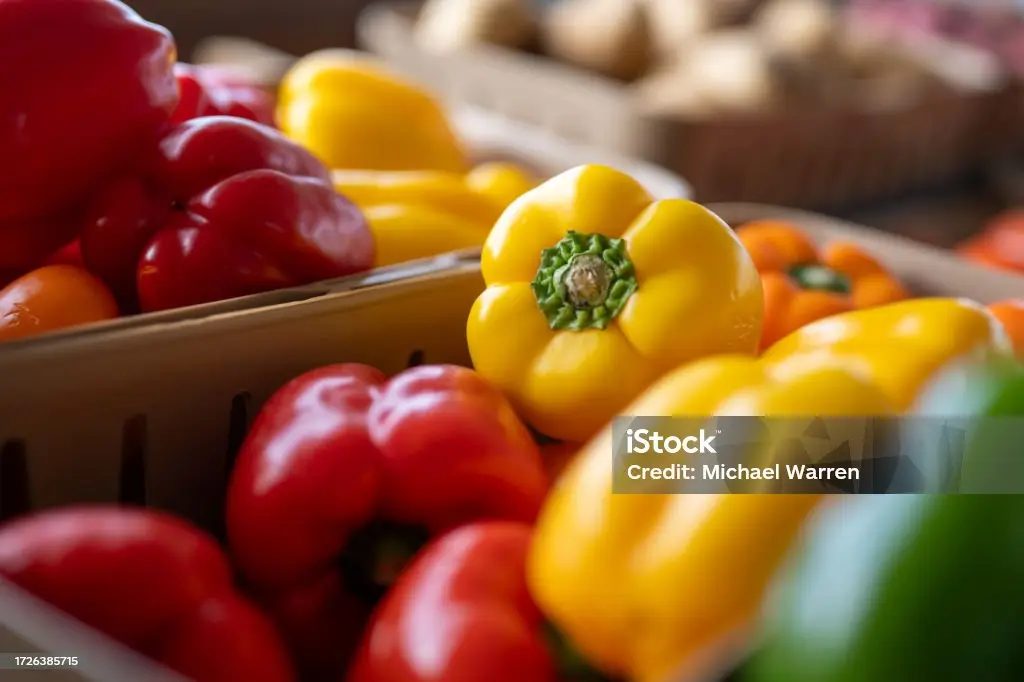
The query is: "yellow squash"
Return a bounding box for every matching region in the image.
[278,50,469,172]
[467,164,764,442]
[762,297,1013,410]
[528,355,896,682]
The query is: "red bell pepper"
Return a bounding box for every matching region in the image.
[0,0,178,272]
[349,521,586,682]
[171,63,276,127]
[226,363,549,681]
[45,240,85,268]
[79,116,375,312]
[540,440,581,481]
[0,507,296,682]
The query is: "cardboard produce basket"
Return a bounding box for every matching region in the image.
[358,1,1011,209]
[0,105,689,352]
[3,203,1024,680]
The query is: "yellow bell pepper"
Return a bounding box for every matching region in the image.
[332,169,507,226]
[362,205,488,268]
[277,50,469,173]
[465,161,538,208]
[333,165,536,267]
[762,297,1013,410]
[466,164,764,443]
[528,355,896,682]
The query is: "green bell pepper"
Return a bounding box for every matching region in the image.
[913,358,1024,492]
[746,359,1024,682]
[747,495,1024,682]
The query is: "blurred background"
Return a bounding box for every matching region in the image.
[127,0,1024,265]
[126,0,376,61]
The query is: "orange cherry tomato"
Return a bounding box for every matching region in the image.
[988,299,1024,358]
[0,265,119,342]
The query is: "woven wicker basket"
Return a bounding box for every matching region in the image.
[359,1,1012,209]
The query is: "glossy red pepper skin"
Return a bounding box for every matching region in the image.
[350,521,559,682]
[80,116,375,312]
[45,240,85,268]
[0,213,82,278]
[171,63,276,127]
[540,440,581,481]
[0,507,296,682]
[0,0,177,271]
[226,363,549,681]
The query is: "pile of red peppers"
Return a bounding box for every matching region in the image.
[0,363,560,682]
[0,3,556,679]
[0,0,374,314]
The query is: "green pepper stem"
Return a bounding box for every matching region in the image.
[787,264,852,294]
[532,231,638,331]
[338,521,430,605]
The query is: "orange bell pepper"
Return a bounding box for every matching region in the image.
[957,211,1024,274]
[987,299,1024,358]
[737,220,910,351]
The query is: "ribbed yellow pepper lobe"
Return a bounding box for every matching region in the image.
[528,356,897,682]
[467,165,764,442]
[762,297,1013,410]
